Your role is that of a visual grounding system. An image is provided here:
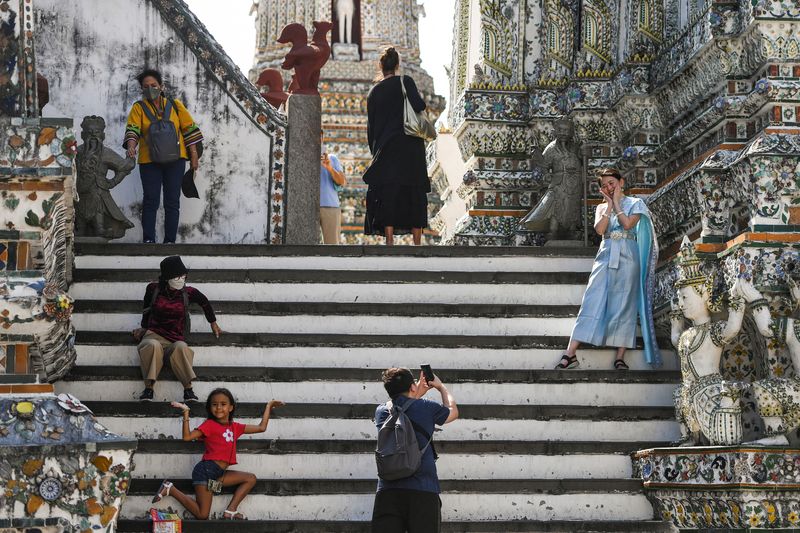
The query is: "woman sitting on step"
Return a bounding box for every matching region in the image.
[554,168,661,370]
[132,255,222,402]
[152,388,284,520]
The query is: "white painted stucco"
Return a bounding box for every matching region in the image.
[35,0,280,244]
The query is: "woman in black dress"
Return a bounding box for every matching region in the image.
[363,47,430,245]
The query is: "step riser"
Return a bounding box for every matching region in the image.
[125,493,656,521]
[75,345,678,371]
[133,453,634,479]
[70,283,587,305]
[56,381,676,406]
[76,255,596,273]
[94,417,681,442]
[72,313,580,337]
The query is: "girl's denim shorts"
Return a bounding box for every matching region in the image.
[191,460,225,486]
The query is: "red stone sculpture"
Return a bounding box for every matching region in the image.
[256,69,289,108]
[277,21,332,96]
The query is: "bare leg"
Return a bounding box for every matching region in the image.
[385,226,394,246]
[412,228,422,245]
[164,484,213,520]
[565,339,581,357]
[615,347,627,361]
[222,470,257,514]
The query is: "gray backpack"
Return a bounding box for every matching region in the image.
[375,399,432,481]
[138,98,181,164]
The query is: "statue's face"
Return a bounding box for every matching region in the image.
[554,123,573,141]
[678,285,708,320]
[82,124,105,143]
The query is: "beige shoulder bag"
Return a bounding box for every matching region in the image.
[400,75,437,142]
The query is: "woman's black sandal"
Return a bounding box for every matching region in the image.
[614,359,629,370]
[555,354,579,369]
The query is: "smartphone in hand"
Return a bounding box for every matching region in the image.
[420,364,434,383]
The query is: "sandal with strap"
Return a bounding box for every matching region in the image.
[614,359,629,370]
[555,353,579,369]
[151,480,172,503]
[223,509,248,520]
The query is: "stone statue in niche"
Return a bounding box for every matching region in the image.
[74,116,135,240]
[520,117,583,241]
[278,21,332,96]
[741,278,800,445]
[335,0,355,44]
[670,236,748,446]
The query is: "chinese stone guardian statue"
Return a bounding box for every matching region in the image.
[75,116,135,240]
[335,0,355,44]
[670,236,747,446]
[520,118,583,241]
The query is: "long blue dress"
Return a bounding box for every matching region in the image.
[570,196,661,367]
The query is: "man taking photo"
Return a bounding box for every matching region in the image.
[372,367,459,533]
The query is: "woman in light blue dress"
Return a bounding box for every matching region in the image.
[555,168,661,370]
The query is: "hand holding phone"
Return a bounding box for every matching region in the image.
[420,364,434,383]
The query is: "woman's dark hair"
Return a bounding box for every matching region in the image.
[379,47,400,74]
[597,167,624,186]
[136,68,163,86]
[206,387,236,422]
[382,367,414,398]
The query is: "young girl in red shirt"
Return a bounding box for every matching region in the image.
[151,388,284,520]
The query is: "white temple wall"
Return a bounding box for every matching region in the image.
[35,0,279,244]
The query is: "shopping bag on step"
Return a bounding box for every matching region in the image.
[150,508,182,533]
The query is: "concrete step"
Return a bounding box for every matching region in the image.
[70,281,586,304]
[72,312,579,337]
[75,243,598,258]
[135,438,669,454]
[83,401,679,442]
[117,519,676,532]
[75,253,595,273]
[120,479,655,521]
[75,344,676,371]
[74,331,665,352]
[57,375,677,406]
[75,300,582,317]
[72,268,591,285]
[131,451,636,480]
[64,366,680,384]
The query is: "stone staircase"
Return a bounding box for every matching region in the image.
[60,243,680,532]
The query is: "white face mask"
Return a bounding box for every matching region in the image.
[168,276,186,290]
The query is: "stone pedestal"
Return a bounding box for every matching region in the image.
[332,43,360,61]
[635,446,800,530]
[285,94,321,245]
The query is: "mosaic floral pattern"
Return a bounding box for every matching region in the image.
[636,447,800,529]
[0,398,136,531]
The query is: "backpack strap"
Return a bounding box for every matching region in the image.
[138,100,159,122]
[163,98,174,123]
[182,288,191,339]
[389,398,437,459]
[142,285,160,328]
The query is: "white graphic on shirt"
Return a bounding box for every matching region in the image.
[223,428,234,443]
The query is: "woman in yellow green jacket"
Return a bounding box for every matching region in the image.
[124,69,203,243]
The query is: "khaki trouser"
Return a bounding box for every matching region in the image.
[138,330,196,387]
[320,207,341,245]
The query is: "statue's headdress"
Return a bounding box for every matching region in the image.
[675,236,707,289]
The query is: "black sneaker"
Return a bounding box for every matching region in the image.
[139,388,154,402]
[183,388,200,403]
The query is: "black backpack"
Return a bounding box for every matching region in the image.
[138,98,181,164]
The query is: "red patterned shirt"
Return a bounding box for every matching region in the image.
[140,282,216,342]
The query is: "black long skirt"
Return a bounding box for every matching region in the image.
[363,134,430,236]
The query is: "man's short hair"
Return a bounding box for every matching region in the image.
[382,367,414,397]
